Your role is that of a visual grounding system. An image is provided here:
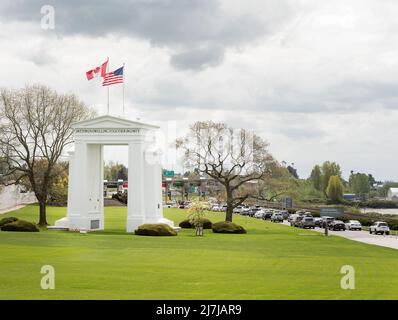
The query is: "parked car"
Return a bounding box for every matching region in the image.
[346,220,362,231]
[321,216,335,228]
[369,222,390,235]
[241,207,251,216]
[314,217,323,227]
[280,210,289,220]
[249,207,260,217]
[211,205,220,212]
[329,220,346,231]
[271,212,284,223]
[290,215,303,227]
[254,210,265,219]
[262,210,273,220]
[233,206,243,214]
[295,210,306,216]
[299,216,315,229]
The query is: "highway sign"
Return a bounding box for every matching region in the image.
[320,207,344,218]
[162,169,174,177]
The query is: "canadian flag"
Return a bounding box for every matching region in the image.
[86,59,108,80]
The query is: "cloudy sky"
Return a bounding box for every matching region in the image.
[1,0,397,180]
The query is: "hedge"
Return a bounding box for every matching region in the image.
[135,223,177,236]
[212,221,246,234]
[179,218,212,229]
[0,217,19,228]
[1,220,39,232]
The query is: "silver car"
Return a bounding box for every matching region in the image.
[271,212,284,223]
[299,216,315,229]
[346,220,362,231]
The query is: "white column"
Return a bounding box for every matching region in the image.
[127,140,145,232]
[66,150,75,219]
[68,141,89,230]
[143,149,162,222]
[86,144,104,230]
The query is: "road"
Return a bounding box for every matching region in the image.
[282,221,398,250]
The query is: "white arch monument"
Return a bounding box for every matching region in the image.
[54,115,173,233]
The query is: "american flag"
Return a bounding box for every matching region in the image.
[102,66,124,86]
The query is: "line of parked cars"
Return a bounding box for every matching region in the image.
[212,204,289,223]
[209,203,391,235]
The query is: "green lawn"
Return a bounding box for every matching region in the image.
[0,205,398,299]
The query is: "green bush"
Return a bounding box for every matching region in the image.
[1,220,39,232]
[135,223,177,236]
[361,200,398,208]
[179,218,212,229]
[212,221,247,234]
[179,220,193,228]
[0,216,19,228]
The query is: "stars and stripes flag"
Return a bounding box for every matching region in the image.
[102,66,124,86]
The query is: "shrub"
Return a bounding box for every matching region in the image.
[1,220,39,232]
[179,220,193,228]
[135,223,177,236]
[361,200,398,209]
[212,221,247,234]
[179,218,212,229]
[0,216,19,228]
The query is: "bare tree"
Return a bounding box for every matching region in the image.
[0,85,94,226]
[177,121,275,222]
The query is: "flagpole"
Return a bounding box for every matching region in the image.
[122,63,125,116]
[107,57,110,114]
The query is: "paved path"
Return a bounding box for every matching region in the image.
[0,205,26,215]
[104,199,126,206]
[281,221,398,250]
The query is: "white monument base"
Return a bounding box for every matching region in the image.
[53,216,174,233]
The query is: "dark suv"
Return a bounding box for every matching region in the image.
[329,220,346,231]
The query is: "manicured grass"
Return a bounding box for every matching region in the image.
[0,205,398,299]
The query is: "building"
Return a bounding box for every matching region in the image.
[387,188,398,201]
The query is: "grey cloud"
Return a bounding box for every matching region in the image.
[0,0,296,70]
[170,45,225,70]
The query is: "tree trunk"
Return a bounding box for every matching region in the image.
[225,206,233,222]
[38,201,48,226]
[225,187,233,222]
